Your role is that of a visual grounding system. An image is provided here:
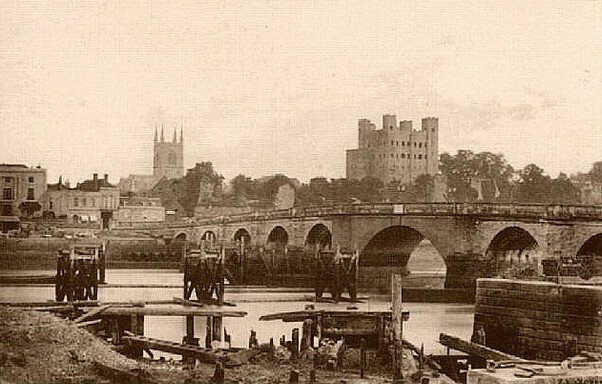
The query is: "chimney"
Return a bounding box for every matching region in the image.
[93,173,98,181]
[104,174,109,183]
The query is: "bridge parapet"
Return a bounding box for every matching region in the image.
[113,202,602,231]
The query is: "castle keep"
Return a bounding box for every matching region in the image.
[153,126,184,180]
[346,115,439,184]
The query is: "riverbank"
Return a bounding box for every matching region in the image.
[0,307,446,384]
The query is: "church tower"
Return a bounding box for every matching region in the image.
[153,124,184,180]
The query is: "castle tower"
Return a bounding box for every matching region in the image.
[153,123,184,180]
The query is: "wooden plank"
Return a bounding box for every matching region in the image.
[75,319,102,327]
[73,305,111,323]
[101,306,246,317]
[122,335,247,367]
[439,333,524,361]
[259,309,392,322]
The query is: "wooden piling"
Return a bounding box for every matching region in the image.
[206,316,213,349]
[212,361,224,384]
[301,319,313,351]
[288,369,299,383]
[392,274,404,381]
[291,328,300,358]
[213,315,223,344]
[360,337,366,378]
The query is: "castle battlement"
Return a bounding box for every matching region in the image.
[347,114,439,184]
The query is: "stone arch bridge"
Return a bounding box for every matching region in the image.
[137,203,602,290]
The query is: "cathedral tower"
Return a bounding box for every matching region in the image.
[153,124,184,180]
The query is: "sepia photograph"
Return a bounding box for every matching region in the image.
[0,1,601,383]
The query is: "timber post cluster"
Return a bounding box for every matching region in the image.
[314,245,359,302]
[55,240,106,302]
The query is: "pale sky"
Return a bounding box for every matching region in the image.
[1,0,601,184]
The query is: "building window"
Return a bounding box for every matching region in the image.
[27,188,34,200]
[424,143,427,148]
[418,155,423,160]
[401,154,405,159]
[82,198,87,207]
[28,177,34,183]
[396,141,399,146]
[425,155,428,159]
[390,154,394,158]
[92,198,96,207]
[49,201,53,210]
[74,197,79,207]
[432,128,435,132]
[391,140,394,146]
[3,187,13,200]
[414,142,417,147]
[419,143,422,148]
[4,177,11,183]
[414,154,417,159]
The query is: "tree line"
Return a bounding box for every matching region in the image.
[149,154,600,216]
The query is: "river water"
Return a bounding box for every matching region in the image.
[0,269,473,355]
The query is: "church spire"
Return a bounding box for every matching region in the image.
[180,127,183,144]
[154,124,158,142]
[173,128,177,142]
[160,125,165,142]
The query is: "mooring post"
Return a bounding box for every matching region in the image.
[184,315,198,345]
[289,369,299,383]
[301,318,313,351]
[206,316,213,349]
[213,360,224,384]
[213,315,223,346]
[291,328,300,358]
[360,337,366,378]
[129,314,143,358]
[249,329,258,348]
[392,274,404,382]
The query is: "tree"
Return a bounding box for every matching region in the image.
[230,174,254,203]
[439,150,515,202]
[515,164,552,203]
[156,162,225,216]
[549,173,580,204]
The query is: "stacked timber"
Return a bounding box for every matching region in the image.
[473,278,602,361]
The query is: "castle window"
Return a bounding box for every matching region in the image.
[168,152,177,165]
[27,188,34,200]
[3,187,13,200]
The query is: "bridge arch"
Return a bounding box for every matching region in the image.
[233,228,251,246]
[575,233,602,278]
[174,232,188,242]
[304,223,332,250]
[266,226,289,252]
[201,230,217,245]
[484,226,541,278]
[359,225,447,292]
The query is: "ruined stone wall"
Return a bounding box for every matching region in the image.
[473,278,602,361]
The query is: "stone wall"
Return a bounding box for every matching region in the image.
[473,278,602,361]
